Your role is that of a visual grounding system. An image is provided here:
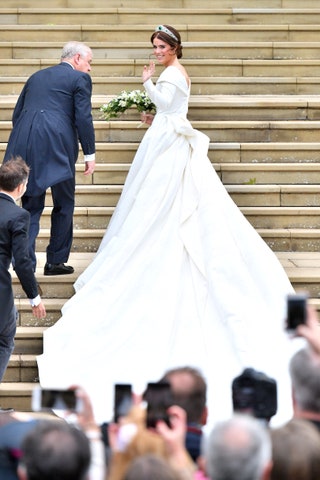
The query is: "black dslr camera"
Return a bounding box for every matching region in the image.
[232,368,277,420]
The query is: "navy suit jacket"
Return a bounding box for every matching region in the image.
[0,193,38,319]
[4,62,95,196]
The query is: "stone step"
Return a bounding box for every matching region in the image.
[243,207,320,229]
[3,141,320,164]
[16,298,65,327]
[4,75,320,96]
[69,162,320,186]
[210,142,320,164]
[50,183,320,209]
[31,183,319,210]
[15,226,320,254]
[3,0,320,9]
[228,184,320,207]
[2,58,320,79]
[96,95,320,123]
[3,119,320,143]
[3,355,38,383]
[29,198,320,230]
[12,327,44,355]
[73,140,320,164]
[94,119,320,144]
[0,382,36,411]
[2,95,320,123]
[3,8,320,26]
[219,163,320,185]
[2,41,320,61]
[3,24,320,43]
[36,205,320,231]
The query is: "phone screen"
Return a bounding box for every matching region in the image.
[286,294,307,331]
[32,388,77,412]
[114,384,133,422]
[144,382,173,428]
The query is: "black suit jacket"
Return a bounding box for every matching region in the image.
[0,193,38,320]
[4,62,95,196]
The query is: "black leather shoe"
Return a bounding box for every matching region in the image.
[44,263,74,276]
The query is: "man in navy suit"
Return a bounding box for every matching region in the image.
[4,41,96,275]
[0,157,46,384]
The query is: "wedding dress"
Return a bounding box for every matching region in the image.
[37,66,303,428]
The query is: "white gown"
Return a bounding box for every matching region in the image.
[37,66,303,428]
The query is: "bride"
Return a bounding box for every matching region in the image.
[37,25,303,427]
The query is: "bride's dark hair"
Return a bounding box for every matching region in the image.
[150,25,183,59]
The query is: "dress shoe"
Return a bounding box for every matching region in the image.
[44,263,74,276]
[0,407,14,413]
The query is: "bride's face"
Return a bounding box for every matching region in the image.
[152,37,176,66]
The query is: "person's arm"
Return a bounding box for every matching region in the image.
[12,83,27,125]
[142,60,177,111]
[74,387,107,480]
[156,406,196,480]
[12,210,46,319]
[74,73,96,174]
[143,78,177,111]
[296,305,320,355]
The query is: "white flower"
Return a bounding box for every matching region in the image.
[100,89,156,121]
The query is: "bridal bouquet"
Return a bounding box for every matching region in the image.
[100,89,156,120]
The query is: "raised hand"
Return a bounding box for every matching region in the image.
[142,61,156,83]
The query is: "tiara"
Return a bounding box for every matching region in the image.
[155,25,179,42]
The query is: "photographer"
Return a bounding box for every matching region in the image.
[0,387,106,480]
[107,402,195,480]
[289,305,320,431]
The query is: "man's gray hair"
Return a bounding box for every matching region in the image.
[61,41,92,60]
[289,347,320,412]
[205,414,271,480]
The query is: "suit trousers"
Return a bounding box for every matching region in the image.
[0,305,16,382]
[22,176,75,270]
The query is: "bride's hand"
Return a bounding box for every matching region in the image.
[142,61,155,83]
[140,112,154,125]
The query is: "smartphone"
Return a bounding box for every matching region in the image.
[32,387,80,413]
[114,384,133,422]
[286,294,308,331]
[144,381,173,429]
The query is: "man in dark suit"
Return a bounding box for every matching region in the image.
[4,41,96,275]
[0,157,46,384]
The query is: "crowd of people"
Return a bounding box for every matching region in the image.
[1,23,320,480]
[1,303,320,480]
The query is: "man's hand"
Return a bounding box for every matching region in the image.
[32,302,46,319]
[84,160,95,175]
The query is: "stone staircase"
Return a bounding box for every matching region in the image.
[1,0,320,410]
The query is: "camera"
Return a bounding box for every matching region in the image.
[286,293,308,332]
[232,368,277,420]
[32,387,82,413]
[144,381,174,428]
[114,383,133,422]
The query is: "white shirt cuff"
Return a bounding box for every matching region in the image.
[84,153,95,162]
[29,295,41,307]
